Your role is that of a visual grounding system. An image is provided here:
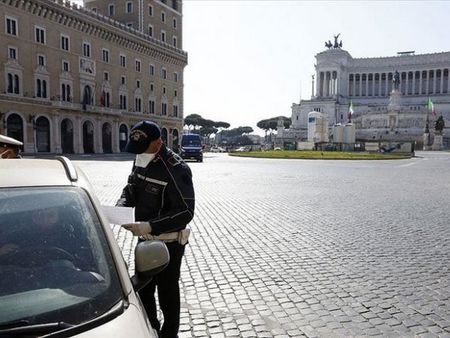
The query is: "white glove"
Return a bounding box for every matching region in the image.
[121,222,152,236]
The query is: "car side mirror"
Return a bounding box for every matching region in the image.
[131,240,170,292]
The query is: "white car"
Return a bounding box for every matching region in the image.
[234,146,251,152]
[210,146,226,153]
[0,157,168,337]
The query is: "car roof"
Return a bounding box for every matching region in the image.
[0,157,78,188]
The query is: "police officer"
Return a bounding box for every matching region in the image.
[117,121,195,338]
[0,134,22,159]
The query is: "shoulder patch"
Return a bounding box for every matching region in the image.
[167,154,183,167]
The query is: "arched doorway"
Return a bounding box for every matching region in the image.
[36,116,50,152]
[172,129,179,152]
[102,123,112,153]
[119,124,128,152]
[6,114,24,145]
[83,120,94,153]
[161,128,168,145]
[61,119,74,153]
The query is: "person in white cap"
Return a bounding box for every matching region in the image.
[0,134,23,159]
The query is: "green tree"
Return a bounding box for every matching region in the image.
[184,114,203,132]
[257,116,291,140]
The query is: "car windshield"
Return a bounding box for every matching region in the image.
[182,137,201,146]
[0,187,123,327]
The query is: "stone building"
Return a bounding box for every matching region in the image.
[1,0,186,153]
[287,39,450,148]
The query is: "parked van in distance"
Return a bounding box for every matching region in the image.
[179,134,203,162]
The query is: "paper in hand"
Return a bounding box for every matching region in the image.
[102,205,134,225]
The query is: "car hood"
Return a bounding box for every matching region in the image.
[74,303,156,337]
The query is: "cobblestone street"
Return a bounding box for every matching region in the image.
[74,151,450,338]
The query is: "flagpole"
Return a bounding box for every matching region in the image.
[425,98,430,146]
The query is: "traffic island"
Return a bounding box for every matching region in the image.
[229,150,413,160]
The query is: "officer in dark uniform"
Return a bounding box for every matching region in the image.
[117,121,195,338]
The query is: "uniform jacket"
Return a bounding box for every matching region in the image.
[117,146,195,235]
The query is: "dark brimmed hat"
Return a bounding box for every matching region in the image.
[125,121,161,154]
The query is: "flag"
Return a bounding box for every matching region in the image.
[348,100,354,122]
[427,97,436,116]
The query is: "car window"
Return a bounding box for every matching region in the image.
[181,136,201,146]
[0,187,123,327]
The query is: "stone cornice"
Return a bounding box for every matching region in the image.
[2,0,188,66]
[350,51,450,69]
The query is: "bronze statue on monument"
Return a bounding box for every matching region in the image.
[324,34,343,49]
[393,71,400,91]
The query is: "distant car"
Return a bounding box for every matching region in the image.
[0,157,169,337]
[274,147,282,151]
[210,146,226,153]
[180,134,203,162]
[235,146,251,152]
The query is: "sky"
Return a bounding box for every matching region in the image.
[182,1,450,135]
[72,0,450,135]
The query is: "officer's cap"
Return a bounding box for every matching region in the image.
[125,121,161,154]
[0,134,23,147]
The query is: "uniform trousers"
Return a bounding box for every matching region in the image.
[139,241,185,338]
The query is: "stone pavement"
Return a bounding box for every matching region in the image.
[74,151,450,337]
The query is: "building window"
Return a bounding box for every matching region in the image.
[108,4,115,15]
[120,54,126,67]
[104,71,109,81]
[136,80,140,88]
[100,91,111,108]
[149,99,155,114]
[102,49,110,63]
[7,73,20,94]
[61,35,69,51]
[35,26,45,44]
[149,64,155,76]
[173,36,177,47]
[148,25,153,36]
[135,98,142,112]
[62,60,69,72]
[148,5,153,16]
[174,90,177,97]
[161,30,166,42]
[36,78,48,98]
[61,83,71,102]
[150,83,154,91]
[91,7,97,12]
[173,72,178,82]
[161,11,165,22]
[120,95,127,109]
[127,23,133,28]
[8,47,17,60]
[126,1,133,13]
[163,87,166,94]
[82,42,91,58]
[173,18,177,28]
[173,105,178,117]
[161,68,167,79]
[37,54,45,66]
[6,17,17,36]
[135,59,141,72]
[121,76,126,85]
[161,102,167,115]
